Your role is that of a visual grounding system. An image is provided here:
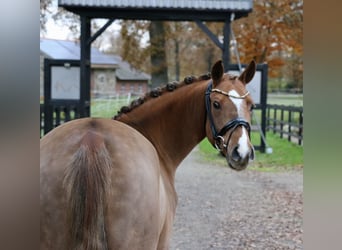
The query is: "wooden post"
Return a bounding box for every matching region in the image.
[280,109,284,138]
[273,108,277,134]
[80,15,91,118]
[288,110,292,142]
[222,18,231,71]
[43,59,53,134]
[298,110,303,145]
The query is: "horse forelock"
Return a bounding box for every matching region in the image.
[228,74,238,81]
[113,73,211,120]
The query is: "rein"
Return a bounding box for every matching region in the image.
[205,81,251,152]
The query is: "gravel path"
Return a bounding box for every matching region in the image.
[170,148,303,250]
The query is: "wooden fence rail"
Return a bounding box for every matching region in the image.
[40,103,80,137]
[40,103,304,146]
[266,104,303,145]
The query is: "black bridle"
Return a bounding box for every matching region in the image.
[205,81,251,152]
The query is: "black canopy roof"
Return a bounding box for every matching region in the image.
[59,0,253,21]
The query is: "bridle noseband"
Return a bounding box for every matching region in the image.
[205,81,251,152]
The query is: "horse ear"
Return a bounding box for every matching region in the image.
[211,60,224,87]
[239,60,256,84]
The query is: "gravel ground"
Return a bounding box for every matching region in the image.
[170,148,303,250]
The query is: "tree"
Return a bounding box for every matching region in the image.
[40,0,80,37]
[149,22,168,87]
[119,20,150,73]
[119,21,222,84]
[41,0,303,91]
[120,21,169,88]
[40,0,53,31]
[165,21,222,80]
[232,0,303,89]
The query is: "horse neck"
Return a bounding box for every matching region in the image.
[118,80,208,177]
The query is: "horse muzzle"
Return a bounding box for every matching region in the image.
[226,144,255,171]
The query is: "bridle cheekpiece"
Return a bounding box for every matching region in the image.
[205,81,251,152]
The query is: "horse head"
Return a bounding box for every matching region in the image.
[205,60,256,171]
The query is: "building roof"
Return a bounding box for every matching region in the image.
[58,0,253,21]
[113,55,150,81]
[40,38,120,67]
[40,38,150,81]
[116,67,150,81]
[59,0,252,10]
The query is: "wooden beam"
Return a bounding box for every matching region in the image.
[87,19,115,45]
[222,18,231,71]
[63,7,250,22]
[194,20,223,50]
[80,16,91,117]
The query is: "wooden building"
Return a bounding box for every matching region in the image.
[40,38,150,99]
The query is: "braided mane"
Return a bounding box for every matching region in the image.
[113,73,212,120]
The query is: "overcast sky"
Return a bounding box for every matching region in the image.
[41,0,120,41]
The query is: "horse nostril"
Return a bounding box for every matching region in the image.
[231,145,241,162]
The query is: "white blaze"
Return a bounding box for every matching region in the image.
[228,90,250,158]
[238,128,250,158]
[228,90,244,117]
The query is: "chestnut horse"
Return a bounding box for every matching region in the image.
[40,60,256,250]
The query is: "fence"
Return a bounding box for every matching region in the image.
[266,104,303,145]
[40,103,80,137]
[40,102,304,146]
[40,94,135,137]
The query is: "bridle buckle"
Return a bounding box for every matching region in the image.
[214,136,226,151]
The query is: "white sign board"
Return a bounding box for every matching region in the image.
[228,69,262,105]
[51,66,80,100]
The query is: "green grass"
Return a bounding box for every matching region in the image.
[90,98,129,118]
[267,93,303,107]
[198,132,303,172]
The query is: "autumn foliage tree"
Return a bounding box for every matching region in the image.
[119,20,150,73]
[164,22,222,80]
[119,21,169,87]
[41,0,303,90]
[119,21,222,85]
[149,21,169,87]
[232,0,303,89]
[118,0,303,90]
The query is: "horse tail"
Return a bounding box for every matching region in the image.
[64,131,112,250]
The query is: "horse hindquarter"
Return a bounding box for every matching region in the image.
[40,118,171,249]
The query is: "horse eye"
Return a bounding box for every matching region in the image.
[213,101,221,109]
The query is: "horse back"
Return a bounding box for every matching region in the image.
[40,118,168,249]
